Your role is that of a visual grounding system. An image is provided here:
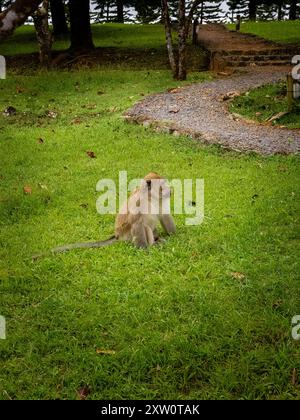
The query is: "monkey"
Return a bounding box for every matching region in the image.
[32,172,176,259]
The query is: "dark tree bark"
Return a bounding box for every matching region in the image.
[69,0,94,52]
[33,0,52,67]
[277,0,283,20]
[0,0,42,40]
[116,0,124,23]
[49,0,68,36]
[177,0,186,80]
[161,0,177,79]
[289,0,297,19]
[248,0,257,21]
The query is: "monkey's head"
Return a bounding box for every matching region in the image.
[142,172,171,201]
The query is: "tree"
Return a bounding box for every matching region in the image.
[289,0,300,19]
[248,0,257,20]
[116,0,124,22]
[33,0,52,66]
[49,0,68,36]
[0,0,42,40]
[69,0,94,52]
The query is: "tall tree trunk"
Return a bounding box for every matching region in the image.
[33,0,52,67]
[177,0,186,81]
[49,0,68,36]
[277,1,283,20]
[161,0,177,79]
[116,0,124,23]
[200,2,204,24]
[69,0,94,52]
[0,0,42,40]
[289,0,297,19]
[248,0,257,21]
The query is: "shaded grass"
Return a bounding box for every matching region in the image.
[230,81,300,129]
[227,21,300,44]
[0,67,299,400]
[0,23,168,56]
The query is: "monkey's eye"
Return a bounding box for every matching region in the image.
[146,180,151,190]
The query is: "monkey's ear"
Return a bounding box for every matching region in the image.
[146,180,151,190]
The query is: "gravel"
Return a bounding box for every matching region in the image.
[124,67,300,155]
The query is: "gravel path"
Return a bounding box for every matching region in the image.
[124,67,300,155]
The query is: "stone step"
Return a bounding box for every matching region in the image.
[228,55,292,62]
[226,60,291,68]
[220,48,300,56]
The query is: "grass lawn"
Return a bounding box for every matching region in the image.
[0,25,300,400]
[227,20,300,44]
[230,81,300,129]
[0,23,168,56]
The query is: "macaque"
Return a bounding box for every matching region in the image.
[33,172,175,258]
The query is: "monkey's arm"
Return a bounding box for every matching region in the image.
[159,215,176,234]
[32,236,117,260]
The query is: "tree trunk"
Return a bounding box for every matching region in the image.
[49,0,68,36]
[0,0,42,40]
[116,0,124,23]
[33,0,52,67]
[161,0,177,79]
[248,0,257,21]
[277,1,283,20]
[200,2,204,24]
[69,0,94,52]
[289,0,297,19]
[177,0,186,81]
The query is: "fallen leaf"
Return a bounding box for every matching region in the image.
[291,368,298,386]
[96,349,116,355]
[230,272,245,281]
[77,385,91,400]
[80,203,88,209]
[71,118,82,125]
[169,106,179,114]
[222,91,240,101]
[23,186,32,195]
[86,151,96,158]
[37,138,44,144]
[16,86,25,93]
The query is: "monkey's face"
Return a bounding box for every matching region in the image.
[143,178,171,202]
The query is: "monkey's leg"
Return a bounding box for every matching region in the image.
[145,226,155,246]
[159,214,176,234]
[131,223,149,248]
[153,228,159,241]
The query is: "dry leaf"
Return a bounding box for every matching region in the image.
[77,385,91,400]
[23,186,32,195]
[16,86,25,94]
[96,348,116,355]
[169,106,179,114]
[37,138,44,144]
[86,151,96,158]
[230,272,245,281]
[291,368,298,386]
[71,118,82,125]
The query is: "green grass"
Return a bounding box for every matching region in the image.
[227,20,300,44]
[0,24,300,400]
[230,81,300,129]
[0,23,167,56]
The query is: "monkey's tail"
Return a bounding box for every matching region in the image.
[32,236,117,260]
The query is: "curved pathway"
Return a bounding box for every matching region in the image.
[124,67,300,155]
